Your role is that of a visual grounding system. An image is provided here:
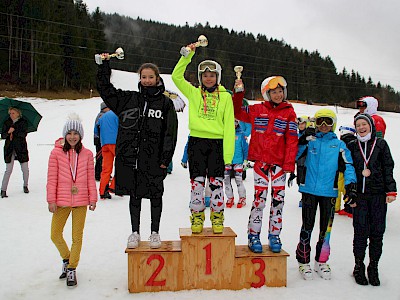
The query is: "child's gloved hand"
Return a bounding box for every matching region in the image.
[344,183,358,206]
[287,172,297,187]
[299,127,316,145]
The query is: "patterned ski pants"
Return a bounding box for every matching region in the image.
[224,163,246,199]
[50,206,87,269]
[190,176,224,213]
[248,162,286,236]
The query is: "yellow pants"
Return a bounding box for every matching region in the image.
[335,172,345,212]
[50,206,87,269]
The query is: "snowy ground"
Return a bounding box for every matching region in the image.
[0,71,399,299]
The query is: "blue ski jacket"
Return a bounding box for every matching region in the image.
[94,110,119,146]
[298,131,356,198]
[232,125,249,165]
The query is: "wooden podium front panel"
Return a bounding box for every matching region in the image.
[180,227,237,290]
[126,241,182,292]
[233,245,289,288]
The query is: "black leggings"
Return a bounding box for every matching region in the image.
[129,194,163,233]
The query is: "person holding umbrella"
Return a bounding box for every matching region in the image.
[1,107,30,197]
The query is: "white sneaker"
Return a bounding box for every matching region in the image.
[298,263,313,280]
[149,231,161,249]
[127,232,140,248]
[314,261,331,280]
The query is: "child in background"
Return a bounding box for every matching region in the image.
[347,113,396,286]
[224,119,249,208]
[288,115,310,208]
[47,114,97,287]
[335,125,357,217]
[172,42,235,234]
[233,76,298,253]
[295,108,357,281]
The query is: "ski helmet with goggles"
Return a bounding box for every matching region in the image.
[297,115,308,124]
[198,60,222,85]
[261,76,287,101]
[314,108,337,131]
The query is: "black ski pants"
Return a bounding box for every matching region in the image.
[129,194,162,233]
[353,193,387,261]
[296,193,336,264]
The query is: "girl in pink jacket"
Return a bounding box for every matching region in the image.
[47,113,97,288]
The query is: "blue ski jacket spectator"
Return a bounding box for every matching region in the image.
[240,121,251,138]
[298,131,356,198]
[94,110,119,146]
[232,124,249,164]
[181,135,189,164]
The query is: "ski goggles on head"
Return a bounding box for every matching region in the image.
[261,76,287,94]
[297,117,308,124]
[356,100,367,108]
[198,60,219,73]
[315,117,334,127]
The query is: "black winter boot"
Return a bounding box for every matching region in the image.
[353,258,368,285]
[59,259,69,279]
[1,190,7,198]
[367,260,380,286]
[66,268,77,287]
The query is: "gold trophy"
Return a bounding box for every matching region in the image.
[234,65,244,92]
[180,35,208,57]
[95,47,124,64]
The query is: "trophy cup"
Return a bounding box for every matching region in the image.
[234,65,244,92]
[180,35,208,57]
[95,47,124,65]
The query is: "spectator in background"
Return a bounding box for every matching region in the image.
[355,96,386,138]
[94,108,119,199]
[93,102,108,181]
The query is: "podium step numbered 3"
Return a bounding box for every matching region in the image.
[125,227,289,293]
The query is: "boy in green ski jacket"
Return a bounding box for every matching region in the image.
[172,43,235,234]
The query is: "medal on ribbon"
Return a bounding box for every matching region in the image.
[357,138,377,178]
[67,151,79,195]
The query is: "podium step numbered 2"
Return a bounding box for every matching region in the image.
[125,227,289,293]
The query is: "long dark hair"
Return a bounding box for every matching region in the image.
[63,139,82,153]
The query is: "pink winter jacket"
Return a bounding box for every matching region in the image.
[46,138,98,207]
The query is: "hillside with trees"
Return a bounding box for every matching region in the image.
[1,0,399,110]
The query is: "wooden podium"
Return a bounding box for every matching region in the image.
[125,227,289,293]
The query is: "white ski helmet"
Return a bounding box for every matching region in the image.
[261,76,287,101]
[198,60,222,86]
[339,124,356,136]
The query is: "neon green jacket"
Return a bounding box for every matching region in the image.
[172,52,235,164]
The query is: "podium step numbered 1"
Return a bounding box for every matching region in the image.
[125,227,289,293]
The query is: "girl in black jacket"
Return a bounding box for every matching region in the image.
[96,56,178,250]
[347,113,396,286]
[1,107,30,197]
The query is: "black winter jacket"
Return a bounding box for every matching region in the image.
[97,61,178,197]
[1,117,29,163]
[347,114,396,195]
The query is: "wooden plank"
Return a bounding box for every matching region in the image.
[235,245,290,258]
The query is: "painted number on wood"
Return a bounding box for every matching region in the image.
[203,243,212,274]
[145,254,166,286]
[251,258,266,288]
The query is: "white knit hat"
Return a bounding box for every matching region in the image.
[63,113,84,139]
